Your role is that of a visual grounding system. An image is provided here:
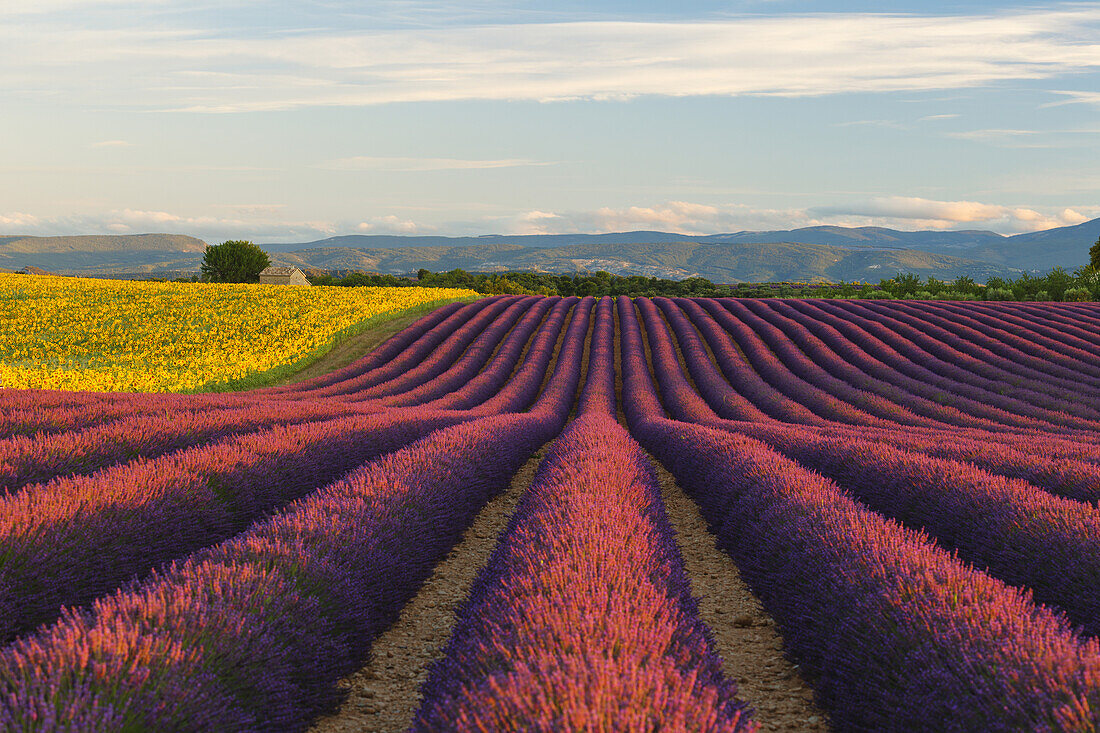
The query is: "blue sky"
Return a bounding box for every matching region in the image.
[1,1,1098,242]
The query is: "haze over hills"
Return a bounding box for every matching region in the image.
[1,218,1096,281]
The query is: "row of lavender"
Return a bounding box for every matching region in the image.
[5,293,1100,729]
[0,293,604,728]
[624,296,1100,729]
[415,298,755,729]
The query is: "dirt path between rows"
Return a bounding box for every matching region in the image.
[309,448,545,733]
[652,455,829,732]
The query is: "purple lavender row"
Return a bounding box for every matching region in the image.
[824,297,1093,398]
[618,296,1100,731]
[807,298,1096,407]
[660,298,819,424]
[651,296,1100,466]
[259,299,471,395]
[640,306,1100,636]
[685,297,1014,432]
[717,297,1060,431]
[960,301,1100,362]
[737,298,1100,432]
[434,296,581,412]
[575,296,617,417]
[298,295,525,399]
[637,420,1100,732]
[861,298,1100,386]
[681,298,894,427]
[0,409,473,642]
[846,299,1100,394]
[483,295,594,417]
[1005,301,1100,339]
[647,301,1100,502]
[413,413,756,731]
[783,298,1100,423]
[909,300,1100,372]
[372,296,552,407]
[0,410,567,731]
[740,425,1100,638]
[0,400,384,495]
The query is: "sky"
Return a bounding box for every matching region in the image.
[1,0,1099,243]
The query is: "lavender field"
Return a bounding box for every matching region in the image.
[3,294,1100,731]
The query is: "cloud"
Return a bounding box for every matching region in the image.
[0,212,40,228]
[324,156,551,172]
[3,198,1096,244]
[507,202,817,235]
[833,119,907,129]
[1044,90,1100,107]
[507,197,1099,236]
[355,215,433,234]
[810,196,1091,232]
[91,140,132,148]
[2,9,1100,111]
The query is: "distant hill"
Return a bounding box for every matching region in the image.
[266,218,1099,273]
[265,227,1011,253]
[268,240,1013,283]
[953,217,1100,271]
[4,217,1096,281]
[0,234,207,274]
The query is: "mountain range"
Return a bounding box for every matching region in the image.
[1,217,1097,283]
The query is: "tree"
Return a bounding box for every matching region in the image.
[1091,235,1100,270]
[200,240,270,283]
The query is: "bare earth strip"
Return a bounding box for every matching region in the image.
[651,454,830,732]
[309,448,546,733]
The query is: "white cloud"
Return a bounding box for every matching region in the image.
[1044,90,1100,107]
[507,202,818,235]
[0,212,40,228]
[355,215,432,234]
[2,9,1100,111]
[90,140,132,148]
[3,198,1096,244]
[810,196,1092,232]
[324,156,551,172]
[505,197,1099,236]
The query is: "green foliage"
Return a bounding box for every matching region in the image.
[1091,236,1100,270]
[200,240,271,283]
[1064,287,1092,302]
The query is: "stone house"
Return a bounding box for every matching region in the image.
[259,266,310,286]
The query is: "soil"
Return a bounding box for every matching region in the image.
[308,449,545,733]
[651,455,830,732]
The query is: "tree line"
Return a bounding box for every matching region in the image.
[191,237,1100,302]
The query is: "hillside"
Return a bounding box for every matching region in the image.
[268,218,1099,273]
[269,240,1012,283]
[0,234,207,274]
[4,217,1096,280]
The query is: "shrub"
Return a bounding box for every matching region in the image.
[1063,287,1092,302]
[200,240,271,284]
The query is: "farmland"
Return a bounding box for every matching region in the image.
[0,274,477,392]
[2,290,1100,731]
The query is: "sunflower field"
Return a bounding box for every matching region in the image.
[0,274,477,392]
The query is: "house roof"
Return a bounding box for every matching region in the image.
[260,266,302,276]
